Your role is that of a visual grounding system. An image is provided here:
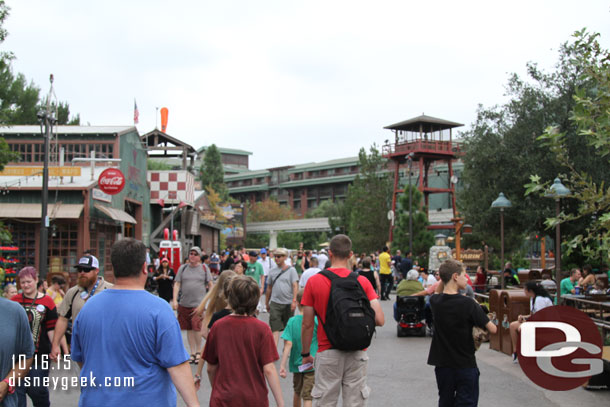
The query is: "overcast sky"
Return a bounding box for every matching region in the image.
[4,1,610,170]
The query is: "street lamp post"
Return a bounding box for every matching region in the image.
[545,178,570,303]
[491,192,512,289]
[37,76,57,280]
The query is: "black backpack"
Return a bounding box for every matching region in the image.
[320,270,377,351]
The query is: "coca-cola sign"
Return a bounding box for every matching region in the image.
[98,168,125,195]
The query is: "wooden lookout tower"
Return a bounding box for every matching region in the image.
[382,114,463,241]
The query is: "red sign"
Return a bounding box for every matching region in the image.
[98,168,125,195]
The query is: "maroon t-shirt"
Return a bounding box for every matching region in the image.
[203,315,279,407]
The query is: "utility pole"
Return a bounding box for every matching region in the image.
[37,74,57,280]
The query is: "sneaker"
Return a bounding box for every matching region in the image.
[512,353,519,364]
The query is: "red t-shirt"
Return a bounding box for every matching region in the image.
[301,267,378,353]
[11,294,58,355]
[203,315,279,407]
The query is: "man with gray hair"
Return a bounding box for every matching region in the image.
[71,238,199,407]
[393,269,424,322]
[266,248,299,346]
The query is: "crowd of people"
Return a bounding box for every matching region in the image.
[1,235,608,407]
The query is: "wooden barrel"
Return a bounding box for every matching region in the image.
[499,290,530,356]
[488,289,503,352]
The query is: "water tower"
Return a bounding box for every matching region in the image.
[383,114,463,241]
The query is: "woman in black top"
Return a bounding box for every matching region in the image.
[153,258,175,302]
[358,256,381,295]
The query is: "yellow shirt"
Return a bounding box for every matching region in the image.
[46,288,63,305]
[379,252,392,275]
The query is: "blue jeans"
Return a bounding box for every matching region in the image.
[434,366,479,407]
[16,364,50,407]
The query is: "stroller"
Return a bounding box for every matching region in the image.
[396,296,426,337]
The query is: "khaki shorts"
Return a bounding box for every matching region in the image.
[312,349,370,406]
[177,305,202,331]
[268,301,293,332]
[293,371,315,400]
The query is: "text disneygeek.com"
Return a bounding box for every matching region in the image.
[11,354,135,390]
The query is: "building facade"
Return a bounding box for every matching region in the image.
[0,126,150,281]
[225,156,463,222]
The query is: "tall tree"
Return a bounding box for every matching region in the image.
[525,29,610,265]
[56,100,80,125]
[459,32,610,257]
[343,145,392,252]
[0,3,79,126]
[392,185,434,257]
[305,198,346,235]
[0,60,39,124]
[199,144,228,200]
[247,199,294,223]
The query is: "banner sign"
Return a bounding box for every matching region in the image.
[0,166,82,177]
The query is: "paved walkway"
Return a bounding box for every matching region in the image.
[47,296,610,406]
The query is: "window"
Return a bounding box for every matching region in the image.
[33,143,44,162]
[319,186,332,198]
[5,222,36,267]
[334,184,348,196]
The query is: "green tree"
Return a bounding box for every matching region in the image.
[0,3,79,126]
[247,199,294,222]
[305,198,346,235]
[392,185,434,257]
[0,61,39,124]
[147,159,174,170]
[459,33,610,259]
[199,144,227,200]
[56,101,80,125]
[343,145,392,252]
[525,29,610,265]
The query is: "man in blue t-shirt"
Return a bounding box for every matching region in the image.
[0,298,35,407]
[71,238,199,407]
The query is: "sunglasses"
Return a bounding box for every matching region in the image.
[77,268,92,274]
[189,252,199,256]
[275,254,285,258]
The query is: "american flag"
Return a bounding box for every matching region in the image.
[133,99,139,124]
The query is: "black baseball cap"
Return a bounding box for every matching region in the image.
[73,255,99,270]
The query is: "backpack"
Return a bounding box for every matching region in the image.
[319,269,377,351]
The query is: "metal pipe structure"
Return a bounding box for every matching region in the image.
[500,208,505,289]
[38,113,52,280]
[555,199,562,302]
[407,153,413,254]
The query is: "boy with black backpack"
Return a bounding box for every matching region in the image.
[301,234,385,407]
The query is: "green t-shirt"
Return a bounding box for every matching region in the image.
[295,257,304,274]
[281,314,318,373]
[246,261,264,286]
[560,277,575,296]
